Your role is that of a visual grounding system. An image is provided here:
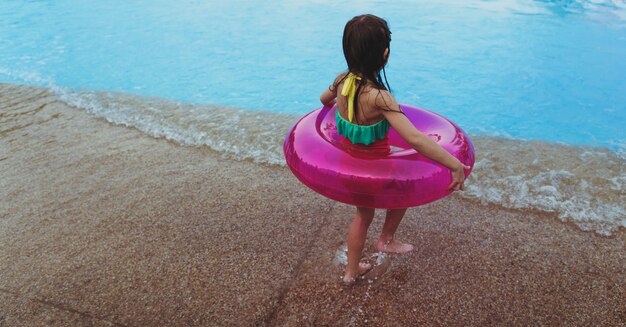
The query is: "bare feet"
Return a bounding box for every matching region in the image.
[375,239,414,254]
[343,262,372,285]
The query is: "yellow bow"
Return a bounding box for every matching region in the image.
[340,72,361,123]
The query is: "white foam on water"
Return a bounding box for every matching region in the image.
[461,136,625,236]
[1,67,290,165]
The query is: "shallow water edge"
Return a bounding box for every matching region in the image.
[1,82,624,236]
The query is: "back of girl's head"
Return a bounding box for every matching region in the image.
[342,14,391,89]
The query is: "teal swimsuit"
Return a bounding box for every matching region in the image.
[335,109,390,145]
[336,72,391,145]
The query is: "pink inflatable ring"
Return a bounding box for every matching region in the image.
[283,104,475,209]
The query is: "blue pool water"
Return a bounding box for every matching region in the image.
[1,0,625,150]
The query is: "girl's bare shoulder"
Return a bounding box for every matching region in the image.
[362,87,397,111]
[330,72,349,91]
[336,71,349,80]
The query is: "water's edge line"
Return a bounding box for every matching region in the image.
[2,82,624,237]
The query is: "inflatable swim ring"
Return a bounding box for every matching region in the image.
[283,104,475,209]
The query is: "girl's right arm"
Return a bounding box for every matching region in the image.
[320,72,349,107]
[376,91,470,191]
[320,84,337,107]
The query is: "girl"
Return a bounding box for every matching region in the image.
[319,14,470,285]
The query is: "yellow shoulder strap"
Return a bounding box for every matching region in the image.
[340,72,361,123]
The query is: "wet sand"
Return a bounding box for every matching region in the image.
[1,84,624,326]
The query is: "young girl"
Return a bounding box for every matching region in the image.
[319,14,470,285]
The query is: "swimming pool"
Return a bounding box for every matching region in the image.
[1,0,625,150]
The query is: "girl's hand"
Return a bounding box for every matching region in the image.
[448,162,471,191]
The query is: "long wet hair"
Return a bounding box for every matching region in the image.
[333,14,393,123]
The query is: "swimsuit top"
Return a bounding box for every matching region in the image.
[335,72,391,145]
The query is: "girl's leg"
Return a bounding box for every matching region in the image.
[344,206,375,284]
[375,208,414,254]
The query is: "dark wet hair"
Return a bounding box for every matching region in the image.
[333,14,393,123]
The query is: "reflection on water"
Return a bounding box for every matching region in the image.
[536,0,626,22]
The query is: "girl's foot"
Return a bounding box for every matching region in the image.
[375,239,414,254]
[343,262,372,285]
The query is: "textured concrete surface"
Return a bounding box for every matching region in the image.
[1,84,625,326]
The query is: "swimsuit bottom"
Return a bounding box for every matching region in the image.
[339,133,391,157]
